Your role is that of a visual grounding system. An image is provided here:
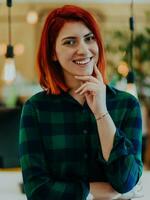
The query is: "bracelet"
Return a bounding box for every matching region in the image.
[96,112,109,121]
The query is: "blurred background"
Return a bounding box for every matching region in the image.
[0,0,150,199]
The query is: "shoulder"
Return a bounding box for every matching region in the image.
[28,91,48,102]
[23,91,61,111]
[107,85,140,108]
[26,90,61,103]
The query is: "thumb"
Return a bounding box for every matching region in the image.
[94,64,103,82]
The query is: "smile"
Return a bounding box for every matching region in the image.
[73,57,92,65]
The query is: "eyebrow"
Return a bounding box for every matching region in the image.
[61,32,93,41]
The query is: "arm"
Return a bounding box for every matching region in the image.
[97,98,143,193]
[89,182,119,200]
[19,101,87,200]
[74,67,143,195]
[114,178,143,199]
[95,111,116,161]
[89,178,143,200]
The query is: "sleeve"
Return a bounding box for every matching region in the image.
[19,100,88,200]
[97,98,143,193]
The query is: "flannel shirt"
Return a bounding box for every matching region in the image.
[19,85,143,200]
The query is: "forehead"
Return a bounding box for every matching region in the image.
[57,21,91,39]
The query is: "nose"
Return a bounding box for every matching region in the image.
[76,40,89,55]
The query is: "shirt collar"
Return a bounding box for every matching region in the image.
[60,84,117,102]
[106,84,117,95]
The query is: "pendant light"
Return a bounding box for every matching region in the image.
[2,0,16,84]
[126,0,138,98]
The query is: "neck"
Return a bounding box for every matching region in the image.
[64,72,81,93]
[64,71,85,102]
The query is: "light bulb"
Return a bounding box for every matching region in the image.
[26,11,38,24]
[118,61,129,77]
[2,58,16,84]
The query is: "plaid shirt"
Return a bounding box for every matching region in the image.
[19,85,143,200]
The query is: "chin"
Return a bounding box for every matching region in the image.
[76,72,92,76]
[69,67,93,76]
[83,70,93,76]
[77,68,93,76]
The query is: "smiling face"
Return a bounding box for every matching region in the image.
[54,21,99,82]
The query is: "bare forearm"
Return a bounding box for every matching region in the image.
[90,182,119,200]
[96,112,116,161]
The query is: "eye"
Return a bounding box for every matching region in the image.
[85,35,95,43]
[63,39,76,46]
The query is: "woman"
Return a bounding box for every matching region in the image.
[19,5,143,200]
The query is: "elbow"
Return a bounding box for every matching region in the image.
[113,180,136,193]
[111,174,141,194]
[110,159,143,193]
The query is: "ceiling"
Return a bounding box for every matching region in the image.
[5,0,150,3]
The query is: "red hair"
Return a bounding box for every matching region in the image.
[37,5,106,94]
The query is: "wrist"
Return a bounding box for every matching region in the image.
[95,111,109,121]
[94,109,108,118]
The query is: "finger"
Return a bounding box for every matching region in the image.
[79,85,96,95]
[75,75,99,83]
[75,82,97,94]
[94,64,103,82]
[75,82,91,93]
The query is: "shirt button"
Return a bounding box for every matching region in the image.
[82,109,86,113]
[83,129,88,134]
[84,153,88,159]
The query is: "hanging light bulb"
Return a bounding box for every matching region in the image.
[2,0,16,84]
[3,45,16,84]
[118,61,129,77]
[126,0,138,98]
[26,10,38,24]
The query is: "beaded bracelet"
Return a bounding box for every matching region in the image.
[96,112,109,121]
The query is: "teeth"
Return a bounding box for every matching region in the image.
[74,58,91,65]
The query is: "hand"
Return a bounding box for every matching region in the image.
[75,65,107,117]
[89,182,119,200]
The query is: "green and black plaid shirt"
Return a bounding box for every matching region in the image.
[19,85,143,200]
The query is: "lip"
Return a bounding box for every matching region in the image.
[73,57,93,66]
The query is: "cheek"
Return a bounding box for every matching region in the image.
[55,42,65,62]
[95,44,99,55]
[93,46,99,62]
[57,51,69,62]
[56,49,74,64]
[96,47,99,63]
[91,43,99,56]
[55,47,65,61]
